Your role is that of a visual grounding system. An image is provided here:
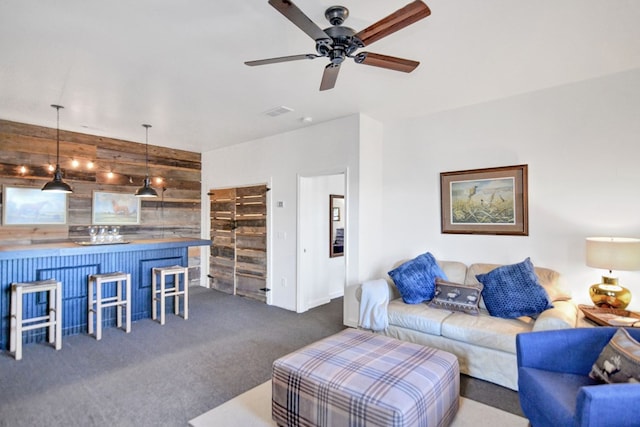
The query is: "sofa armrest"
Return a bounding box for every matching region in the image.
[355,280,399,302]
[576,384,640,427]
[516,327,621,375]
[532,300,578,331]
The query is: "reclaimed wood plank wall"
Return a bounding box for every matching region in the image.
[0,119,204,282]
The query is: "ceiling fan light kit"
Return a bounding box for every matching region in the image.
[246,0,431,91]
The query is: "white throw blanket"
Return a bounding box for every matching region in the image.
[358,279,389,331]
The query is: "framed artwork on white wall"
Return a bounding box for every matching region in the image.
[440,164,528,236]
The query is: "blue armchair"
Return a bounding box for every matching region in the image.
[517,327,640,427]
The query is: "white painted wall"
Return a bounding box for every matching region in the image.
[201,114,362,312]
[348,115,385,326]
[202,69,640,323]
[380,69,640,311]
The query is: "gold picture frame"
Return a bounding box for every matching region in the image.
[440,164,528,235]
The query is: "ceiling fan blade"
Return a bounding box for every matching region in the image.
[320,63,340,91]
[354,0,431,47]
[355,52,419,73]
[268,0,331,42]
[245,54,318,66]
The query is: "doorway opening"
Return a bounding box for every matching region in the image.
[298,172,346,312]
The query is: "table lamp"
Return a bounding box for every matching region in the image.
[586,237,640,309]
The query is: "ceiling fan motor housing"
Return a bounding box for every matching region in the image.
[315,25,363,64]
[324,5,349,26]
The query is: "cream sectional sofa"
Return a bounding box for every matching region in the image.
[359,260,587,391]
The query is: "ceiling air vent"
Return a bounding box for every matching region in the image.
[264,106,294,117]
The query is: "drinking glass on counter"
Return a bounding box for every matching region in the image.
[98,226,107,243]
[88,226,98,243]
[109,226,121,242]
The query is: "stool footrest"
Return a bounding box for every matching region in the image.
[90,300,127,310]
[21,321,57,332]
[19,314,55,324]
[91,296,125,304]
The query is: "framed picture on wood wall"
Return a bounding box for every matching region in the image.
[440,164,528,236]
[2,185,68,225]
[92,191,141,225]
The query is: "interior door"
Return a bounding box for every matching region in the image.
[208,184,268,302]
[208,188,236,294]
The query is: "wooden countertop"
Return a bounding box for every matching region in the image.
[0,237,211,260]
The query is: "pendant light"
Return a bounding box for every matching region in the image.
[42,104,73,193]
[135,124,158,198]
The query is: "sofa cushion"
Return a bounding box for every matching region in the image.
[590,328,640,383]
[441,310,533,354]
[387,299,453,336]
[429,279,483,315]
[388,252,448,304]
[475,258,553,319]
[533,266,573,302]
[438,261,468,284]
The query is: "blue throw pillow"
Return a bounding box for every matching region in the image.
[475,258,553,318]
[388,252,448,304]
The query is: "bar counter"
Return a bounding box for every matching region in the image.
[0,237,211,350]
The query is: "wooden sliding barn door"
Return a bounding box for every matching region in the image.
[209,184,268,302]
[209,188,236,295]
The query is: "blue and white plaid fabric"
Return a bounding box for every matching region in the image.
[272,328,459,427]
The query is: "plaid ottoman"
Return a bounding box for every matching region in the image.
[272,328,459,427]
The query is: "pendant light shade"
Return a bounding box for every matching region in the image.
[135,124,158,198]
[42,104,73,193]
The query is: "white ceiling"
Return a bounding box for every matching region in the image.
[1,0,639,153]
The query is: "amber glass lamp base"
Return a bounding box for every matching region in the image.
[589,276,632,309]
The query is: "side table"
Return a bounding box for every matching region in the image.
[578,304,640,327]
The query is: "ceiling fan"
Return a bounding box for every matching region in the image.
[245,0,431,91]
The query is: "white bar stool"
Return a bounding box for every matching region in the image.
[152,265,189,325]
[88,272,132,340]
[10,279,62,361]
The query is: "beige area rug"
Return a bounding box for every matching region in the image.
[189,381,528,427]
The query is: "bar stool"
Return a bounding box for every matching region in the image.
[10,279,62,361]
[88,272,131,340]
[152,265,189,325]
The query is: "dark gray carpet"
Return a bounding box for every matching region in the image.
[0,287,522,426]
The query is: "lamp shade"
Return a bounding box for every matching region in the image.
[135,177,159,198]
[586,237,640,272]
[42,166,73,193]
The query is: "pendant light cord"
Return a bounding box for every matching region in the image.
[143,124,151,177]
[51,104,64,165]
[56,107,60,163]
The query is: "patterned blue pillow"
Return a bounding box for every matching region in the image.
[388,252,448,304]
[475,258,553,318]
